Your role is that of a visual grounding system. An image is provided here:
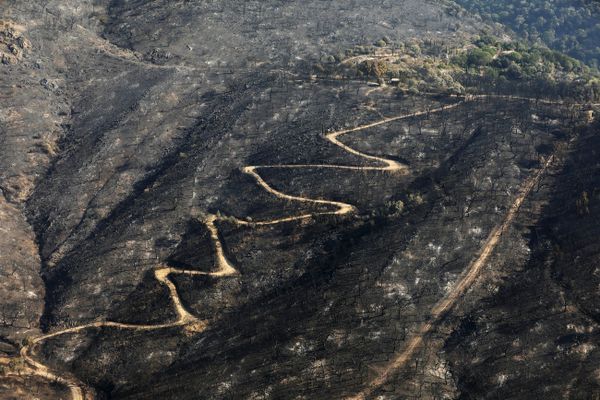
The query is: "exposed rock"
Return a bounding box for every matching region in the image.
[0,20,30,64]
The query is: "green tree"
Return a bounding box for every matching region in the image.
[467,48,494,68]
[542,29,556,43]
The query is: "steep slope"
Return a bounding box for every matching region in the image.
[1,1,599,399]
[115,98,594,400]
[444,120,600,399]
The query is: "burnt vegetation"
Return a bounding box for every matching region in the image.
[0,1,599,399]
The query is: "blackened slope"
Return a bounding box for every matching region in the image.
[111,99,569,400]
[38,79,263,328]
[445,121,600,399]
[104,0,485,71]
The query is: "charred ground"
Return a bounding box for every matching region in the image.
[1,1,599,399]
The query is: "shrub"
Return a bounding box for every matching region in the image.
[408,192,424,205]
[467,48,494,67]
[576,191,590,215]
[504,63,523,80]
[375,39,387,48]
[386,200,405,216]
[359,60,388,79]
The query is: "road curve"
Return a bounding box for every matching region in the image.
[16,93,593,400]
[233,102,464,227]
[18,214,238,400]
[18,97,453,399]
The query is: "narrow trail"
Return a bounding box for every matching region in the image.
[74,25,204,74]
[341,52,398,65]
[466,93,600,108]
[18,214,237,400]
[228,101,464,226]
[347,155,555,400]
[13,93,595,399]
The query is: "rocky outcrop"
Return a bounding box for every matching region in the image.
[0,20,30,65]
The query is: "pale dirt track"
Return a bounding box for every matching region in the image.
[18,213,237,400]
[232,101,464,226]
[14,94,594,399]
[346,155,555,400]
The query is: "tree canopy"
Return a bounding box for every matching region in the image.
[452,0,600,68]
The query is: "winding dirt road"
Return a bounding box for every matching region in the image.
[13,93,595,399]
[231,101,464,226]
[18,214,237,399]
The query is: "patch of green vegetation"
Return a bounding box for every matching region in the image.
[318,33,599,101]
[451,0,600,68]
[386,200,405,216]
[465,47,495,67]
[449,35,600,101]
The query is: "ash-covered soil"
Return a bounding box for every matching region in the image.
[1,1,599,399]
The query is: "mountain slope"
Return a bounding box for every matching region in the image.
[1,1,599,399]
